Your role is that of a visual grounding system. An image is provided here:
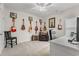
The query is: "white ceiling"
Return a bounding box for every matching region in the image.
[4,3,79,18]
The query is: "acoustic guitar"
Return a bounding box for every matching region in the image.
[28,24,32,32]
[35,21,38,34]
[39,19,42,32]
[28,17,33,32]
[11,18,16,32]
[11,26,16,32]
[43,22,47,31]
[58,19,62,30]
[21,19,25,30]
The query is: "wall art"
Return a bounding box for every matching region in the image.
[35,21,38,34]
[49,17,55,28]
[21,19,25,30]
[10,12,17,32]
[28,16,33,32]
[10,12,17,19]
[39,19,42,32]
[43,22,47,31]
[10,18,16,32]
[58,19,62,30]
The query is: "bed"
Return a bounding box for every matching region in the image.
[50,36,79,56]
[1,41,49,56]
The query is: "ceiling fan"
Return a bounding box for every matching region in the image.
[32,3,54,11]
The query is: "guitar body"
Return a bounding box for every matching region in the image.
[35,26,38,34]
[28,24,32,32]
[11,26,16,32]
[58,19,62,30]
[21,25,25,30]
[58,24,62,30]
[35,26,38,31]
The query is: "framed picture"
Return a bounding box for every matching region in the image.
[10,12,17,19]
[49,17,55,28]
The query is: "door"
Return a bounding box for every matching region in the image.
[77,17,79,42]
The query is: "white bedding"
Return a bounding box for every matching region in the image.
[50,36,79,56]
[1,41,49,56]
[51,36,79,50]
[50,42,79,56]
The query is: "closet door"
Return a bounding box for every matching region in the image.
[77,17,79,42]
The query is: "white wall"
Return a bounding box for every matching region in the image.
[47,5,79,38]
[44,15,65,38]
[61,6,79,37]
[65,17,77,37]
[4,8,43,44]
[0,4,5,54]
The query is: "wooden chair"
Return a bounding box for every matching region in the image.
[4,31,17,48]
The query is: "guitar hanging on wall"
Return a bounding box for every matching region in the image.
[21,19,25,30]
[43,22,47,31]
[35,21,38,34]
[39,19,42,32]
[58,19,62,30]
[11,18,16,32]
[28,16,33,32]
[10,12,17,32]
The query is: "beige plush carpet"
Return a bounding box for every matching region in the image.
[0,41,49,56]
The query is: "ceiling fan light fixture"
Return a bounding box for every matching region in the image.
[33,3,53,11]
